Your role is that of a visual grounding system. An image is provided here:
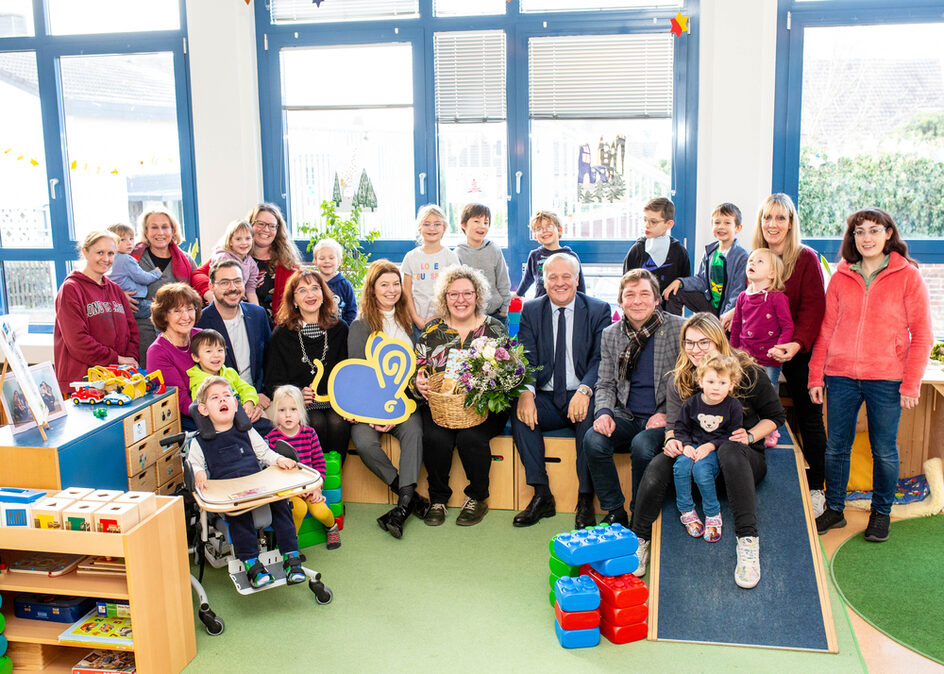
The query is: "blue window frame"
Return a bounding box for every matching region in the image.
[0,0,198,330]
[773,0,944,262]
[255,0,700,285]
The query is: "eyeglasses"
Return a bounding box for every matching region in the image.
[252,220,279,231]
[683,338,713,351]
[446,291,476,301]
[532,223,558,233]
[168,306,196,316]
[420,221,445,229]
[853,226,886,238]
[294,285,322,296]
[213,278,244,289]
[643,218,666,226]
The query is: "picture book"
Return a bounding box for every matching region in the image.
[59,610,134,650]
[71,649,136,674]
[77,556,127,577]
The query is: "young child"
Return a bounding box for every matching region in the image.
[187,330,266,426]
[622,197,691,314]
[673,354,744,543]
[663,202,748,317]
[186,376,305,588]
[105,223,161,319]
[401,204,460,330]
[313,238,356,325]
[513,210,585,299]
[208,220,260,305]
[453,203,511,324]
[266,385,340,550]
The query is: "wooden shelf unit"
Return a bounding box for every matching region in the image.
[0,496,196,673]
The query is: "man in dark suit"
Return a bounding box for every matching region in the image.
[512,253,612,529]
[196,259,272,414]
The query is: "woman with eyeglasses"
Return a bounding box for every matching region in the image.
[131,208,197,366]
[53,230,139,394]
[191,203,301,325]
[146,282,203,430]
[412,265,508,528]
[630,312,784,589]
[809,209,932,543]
[264,270,350,461]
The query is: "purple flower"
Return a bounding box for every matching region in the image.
[460,373,471,385]
[495,347,509,361]
[489,379,496,387]
[515,366,524,376]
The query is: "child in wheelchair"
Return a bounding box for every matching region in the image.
[187,376,306,588]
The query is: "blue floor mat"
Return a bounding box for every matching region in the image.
[652,448,832,652]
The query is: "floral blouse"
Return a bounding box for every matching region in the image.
[412,316,506,393]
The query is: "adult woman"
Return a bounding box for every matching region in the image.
[348,260,428,539]
[413,265,508,527]
[146,283,203,430]
[631,313,784,589]
[132,209,197,366]
[265,270,350,460]
[54,231,138,394]
[192,203,300,324]
[11,390,29,424]
[809,209,932,543]
[724,194,827,512]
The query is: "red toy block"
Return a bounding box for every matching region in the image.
[600,602,648,626]
[554,601,601,631]
[600,619,647,644]
[584,566,649,608]
[335,514,344,531]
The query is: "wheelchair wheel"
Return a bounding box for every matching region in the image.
[309,580,333,604]
[198,607,225,635]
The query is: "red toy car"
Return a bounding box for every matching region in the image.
[71,386,104,405]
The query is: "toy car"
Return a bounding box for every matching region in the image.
[103,391,133,406]
[71,386,105,405]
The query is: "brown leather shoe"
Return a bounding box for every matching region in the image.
[455,497,488,526]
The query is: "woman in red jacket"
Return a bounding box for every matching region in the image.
[53,231,139,394]
[809,209,932,543]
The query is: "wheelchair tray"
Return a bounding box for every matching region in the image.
[194,465,323,512]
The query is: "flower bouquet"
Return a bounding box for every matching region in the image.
[456,335,539,415]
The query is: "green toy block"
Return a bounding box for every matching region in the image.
[324,451,341,476]
[549,554,579,578]
[298,527,327,549]
[328,501,342,518]
[0,655,10,674]
[323,474,341,490]
[298,516,319,535]
[548,571,563,590]
[0,610,4,630]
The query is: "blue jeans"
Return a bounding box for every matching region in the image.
[583,415,664,512]
[673,452,720,517]
[824,376,902,515]
[764,365,782,391]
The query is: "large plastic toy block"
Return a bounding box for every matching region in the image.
[554,575,601,613]
[322,487,342,504]
[553,523,638,566]
[323,474,342,490]
[548,572,563,590]
[298,527,327,549]
[600,619,647,644]
[0,655,10,674]
[548,590,556,608]
[0,487,45,504]
[600,602,648,626]
[298,515,320,535]
[335,514,344,531]
[554,601,601,630]
[554,621,600,649]
[583,567,649,608]
[549,553,579,578]
[589,552,639,577]
[328,501,342,518]
[324,452,341,476]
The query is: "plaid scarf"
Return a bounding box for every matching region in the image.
[618,309,665,381]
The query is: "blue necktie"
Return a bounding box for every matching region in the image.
[553,307,567,409]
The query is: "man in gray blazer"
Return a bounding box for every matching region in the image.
[584,268,683,528]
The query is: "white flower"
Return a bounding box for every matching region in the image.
[482,344,496,360]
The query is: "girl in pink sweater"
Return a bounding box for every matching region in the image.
[809,208,932,544]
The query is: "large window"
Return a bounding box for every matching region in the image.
[256,1,698,282]
[0,0,196,327]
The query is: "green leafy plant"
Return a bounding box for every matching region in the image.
[297,200,380,294]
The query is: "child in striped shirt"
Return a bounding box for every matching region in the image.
[265,385,340,550]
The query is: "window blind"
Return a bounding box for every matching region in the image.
[434,30,506,123]
[529,33,673,119]
[270,0,419,24]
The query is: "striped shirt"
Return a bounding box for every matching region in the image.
[265,426,326,478]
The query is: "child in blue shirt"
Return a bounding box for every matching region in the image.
[662,202,748,317]
[105,223,161,319]
[622,197,690,314]
[513,210,585,299]
[313,238,357,325]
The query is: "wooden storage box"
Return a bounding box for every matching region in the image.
[94,500,140,533]
[85,489,123,503]
[126,436,154,476]
[31,496,74,529]
[116,491,158,520]
[151,395,179,431]
[153,423,183,456]
[62,500,101,531]
[128,464,158,493]
[157,450,183,486]
[123,407,152,445]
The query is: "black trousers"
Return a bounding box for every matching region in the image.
[664,288,718,317]
[308,407,352,463]
[421,405,508,504]
[630,441,767,540]
[781,349,827,490]
[227,499,298,561]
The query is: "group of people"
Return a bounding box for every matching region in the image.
[50,191,932,589]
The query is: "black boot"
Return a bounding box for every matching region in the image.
[385,486,417,539]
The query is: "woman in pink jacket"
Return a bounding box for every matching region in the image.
[809,208,932,543]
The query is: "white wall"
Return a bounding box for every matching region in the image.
[185,0,263,255]
[186,0,780,257]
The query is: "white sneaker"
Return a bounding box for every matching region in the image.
[735,536,760,589]
[633,539,649,577]
[810,489,826,518]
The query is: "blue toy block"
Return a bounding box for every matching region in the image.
[553,523,638,566]
[554,620,601,649]
[2,506,30,527]
[590,552,639,577]
[554,575,600,612]
[0,488,45,504]
[322,487,342,504]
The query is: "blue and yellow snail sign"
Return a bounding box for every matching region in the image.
[308,332,417,425]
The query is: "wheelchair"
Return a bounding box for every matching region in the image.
[160,403,333,636]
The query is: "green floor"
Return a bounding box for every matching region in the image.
[184,504,865,673]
